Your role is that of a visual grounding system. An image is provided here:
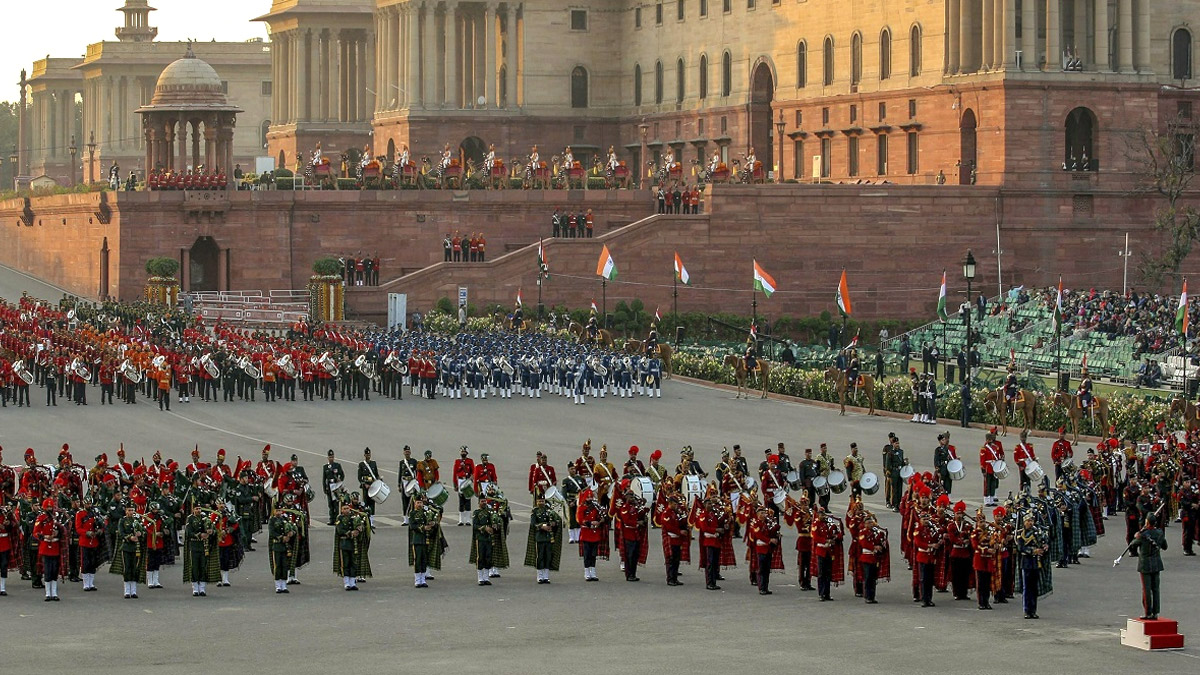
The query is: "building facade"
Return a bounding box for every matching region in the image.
[257,0,1197,189]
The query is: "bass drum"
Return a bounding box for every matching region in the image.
[631,476,654,503]
[682,475,704,503]
[827,470,848,494]
[859,472,880,495]
[947,458,966,481]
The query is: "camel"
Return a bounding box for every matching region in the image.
[823,368,877,416]
[724,354,770,399]
[983,388,1039,436]
[1051,391,1109,443]
[1168,397,1200,433]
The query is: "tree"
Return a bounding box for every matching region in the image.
[0,102,17,159]
[145,257,180,279]
[1130,115,1200,288]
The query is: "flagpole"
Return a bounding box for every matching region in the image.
[673,271,679,348]
[602,279,607,328]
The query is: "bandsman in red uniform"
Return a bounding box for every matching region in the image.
[576,488,608,581]
[971,508,1001,610]
[810,506,844,601]
[912,506,944,607]
[616,487,649,581]
[75,500,105,592]
[944,500,975,600]
[452,447,475,526]
[528,451,557,499]
[695,496,731,590]
[783,492,816,591]
[1051,427,1073,480]
[980,429,1003,506]
[657,488,690,585]
[472,453,498,497]
[1012,430,1038,491]
[747,503,783,595]
[857,510,890,603]
[34,499,66,601]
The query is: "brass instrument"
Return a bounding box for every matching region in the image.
[12,359,34,386]
[199,353,220,378]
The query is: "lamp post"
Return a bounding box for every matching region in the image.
[1117,232,1132,296]
[8,147,16,191]
[775,109,785,183]
[962,249,977,427]
[86,131,97,185]
[68,135,77,187]
[638,118,649,189]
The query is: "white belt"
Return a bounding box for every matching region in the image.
[755,540,768,546]
[703,533,719,539]
[668,533,682,539]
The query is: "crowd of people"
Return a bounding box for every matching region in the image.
[146,167,228,192]
[340,254,381,286]
[549,209,593,238]
[1035,287,1194,359]
[440,233,488,263]
[1,425,1192,619]
[653,183,703,214]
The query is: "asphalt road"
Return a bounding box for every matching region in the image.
[0,264,1196,674]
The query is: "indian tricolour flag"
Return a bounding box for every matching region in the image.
[674,252,691,285]
[1178,278,1189,336]
[516,288,522,307]
[937,270,949,321]
[596,245,617,280]
[1053,276,1064,334]
[537,239,548,277]
[753,260,776,297]
[836,269,852,317]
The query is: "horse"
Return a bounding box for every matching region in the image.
[724,354,770,399]
[982,388,1039,436]
[1051,391,1109,443]
[823,368,876,416]
[1168,397,1200,432]
[566,321,614,348]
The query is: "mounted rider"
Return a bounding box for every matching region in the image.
[845,348,860,387]
[511,302,524,332]
[1004,363,1019,403]
[744,334,758,374]
[586,315,600,343]
[607,146,620,172]
[484,144,497,175]
[645,324,659,358]
[1077,367,1093,410]
[439,143,453,174]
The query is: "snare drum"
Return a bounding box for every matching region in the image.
[543,485,564,503]
[403,479,420,496]
[683,475,704,502]
[859,472,880,495]
[458,477,475,500]
[1061,455,1075,469]
[899,465,916,480]
[743,475,757,491]
[991,460,1010,480]
[946,458,966,481]
[632,476,655,503]
[813,476,830,496]
[425,482,450,506]
[367,480,391,503]
[772,488,789,507]
[786,470,801,491]
[827,470,848,494]
[1024,460,1045,484]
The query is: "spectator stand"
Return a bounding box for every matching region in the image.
[186,289,309,333]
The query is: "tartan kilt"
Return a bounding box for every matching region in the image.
[810,543,846,586]
[107,544,148,583]
[660,531,692,565]
[847,540,861,581]
[470,531,510,569]
[524,529,564,571]
[699,535,737,569]
[1014,554,1054,598]
[747,544,785,572]
[182,540,220,583]
[1090,504,1105,537]
[331,535,373,578]
[219,542,244,571]
[619,528,649,565]
[877,545,892,582]
[409,528,447,570]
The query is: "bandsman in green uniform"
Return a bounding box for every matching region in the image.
[408,493,444,588]
[333,502,371,590]
[109,505,146,599]
[470,497,508,585]
[322,450,345,525]
[525,494,564,583]
[268,509,296,593]
[1128,513,1167,620]
[183,505,218,597]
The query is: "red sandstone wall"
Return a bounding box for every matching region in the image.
[0,193,120,299]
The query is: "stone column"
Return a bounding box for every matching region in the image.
[408,6,421,108]
[1073,0,1087,67]
[1118,0,1132,72]
[338,33,348,123]
[517,3,525,106]
[505,5,517,106]
[1136,0,1151,72]
[485,4,497,106]
[144,124,154,177]
[1021,0,1036,69]
[164,121,175,173]
[1046,0,1060,71]
[995,0,1010,69]
[362,33,375,120]
[282,32,292,123]
[297,31,309,122]
[1094,0,1110,70]
[177,118,188,172]
[982,0,994,70]
[460,12,471,106]
[947,0,960,74]
[192,120,202,170]
[475,9,486,104]
[444,1,458,108]
[205,125,216,170]
[318,32,329,121]
[423,2,438,107]
[959,0,972,72]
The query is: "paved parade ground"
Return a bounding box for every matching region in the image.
[1,266,1198,674]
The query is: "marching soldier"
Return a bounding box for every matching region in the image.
[358,448,381,522]
[408,493,438,588]
[1012,431,1037,491]
[453,446,475,526]
[398,446,419,525]
[333,502,368,591]
[844,443,865,496]
[1127,513,1167,620]
[562,465,584,543]
[183,505,216,597]
[322,450,345,525]
[526,494,563,583]
[470,497,507,585]
[269,508,295,593]
[112,504,146,599]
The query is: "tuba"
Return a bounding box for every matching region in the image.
[12,359,34,386]
[500,356,514,377]
[384,352,409,375]
[241,356,262,380]
[70,357,91,381]
[276,353,296,378]
[151,354,167,371]
[589,356,608,377]
[318,351,338,377]
[199,353,220,378]
[119,358,144,384]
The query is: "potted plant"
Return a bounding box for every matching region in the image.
[308,257,346,322]
[144,257,180,307]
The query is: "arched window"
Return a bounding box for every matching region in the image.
[910,24,922,76]
[879,29,892,80]
[1173,28,1193,81]
[823,37,835,85]
[1064,107,1099,172]
[851,33,862,85]
[634,64,643,105]
[699,54,709,99]
[571,66,589,108]
[797,41,807,88]
[655,60,664,104]
[676,58,685,103]
[722,51,732,96]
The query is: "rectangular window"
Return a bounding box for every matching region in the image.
[675,120,682,137]
[721,116,728,133]
[908,98,917,119]
[571,10,588,31]
[700,0,708,17]
[261,81,272,96]
[723,0,731,13]
[1175,133,1195,171]
[848,136,859,177]
[698,117,706,134]
[678,0,685,20]
[656,2,663,24]
[850,104,857,124]
[821,107,829,126]
[820,138,832,178]
[635,7,641,27]
[878,102,886,120]
[876,134,888,175]
[1180,101,1194,119]
[793,139,803,178]
[794,110,802,127]
[906,132,919,175]
[747,0,755,9]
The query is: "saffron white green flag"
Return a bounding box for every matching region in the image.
[753,260,776,297]
[596,245,617,280]
[937,270,948,321]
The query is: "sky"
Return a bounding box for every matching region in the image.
[1,1,270,102]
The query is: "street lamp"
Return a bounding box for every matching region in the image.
[639,118,649,189]
[68,135,77,187]
[1117,232,1132,296]
[8,146,16,191]
[775,109,785,183]
[962,249,977,427]
[86,131,97,185]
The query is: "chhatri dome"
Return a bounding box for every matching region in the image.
[146,44,236,109]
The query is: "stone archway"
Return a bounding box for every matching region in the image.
[959,109,977,185]
[189,236,220,292]
[460,136,487,169]
[749,61,774,176]
[386,138,396,165]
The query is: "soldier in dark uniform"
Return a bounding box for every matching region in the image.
[357,448,381,521]
[1077,367,1094,410]
[528,494,563,583]
[586,316,599,343]
[408,494,434,588]
[1004,364,1020,419]
[933,433,954,493]
[1128,514,1167,620]
[798,448,819,504]
[845,349,860,387]
[744,337,757,374]
[322,450,345,525]
[511,303,524,332]
[334,502,360,591]
[268,509,294,593]
[398,446,419,525]
[645,324,659,357]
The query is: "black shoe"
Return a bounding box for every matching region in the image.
[706,584,721,591]
[193,592,199,597]
[585,577,598,582]
[131,594,138,599]
[0,591,6,596]
[1024,614,1035,619]
[667,581,680,586]
[979,605,992,610]
[1185,551,1196,556]
[416,583,428,588]
[865,599,878,604]
[45,597,52,602]
[759,590,773,595]
[124,594,130,599]
[52,596,60,601]
[280,588,289,593]
[994,598,1008,604]
[716,575,725,581]
[626,576,639,582]
[275,589,283,594]
[1031,614,1040,619]
[199,592,206,597]
[349,586,359,591]
[921,602,935,607]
